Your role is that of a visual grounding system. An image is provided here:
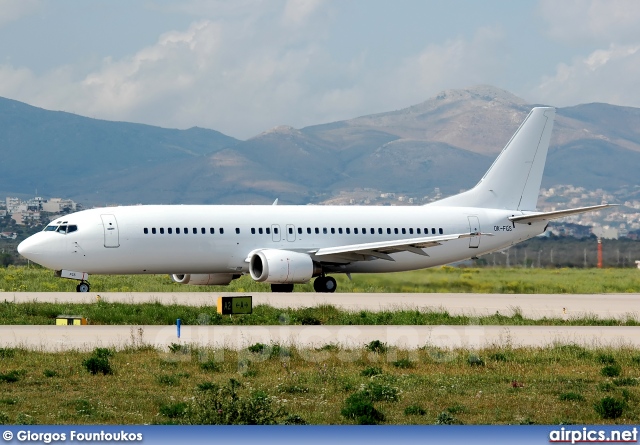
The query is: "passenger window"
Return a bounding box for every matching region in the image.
[152,228,156,234]
[288,227,293,235]
[184,228,188,234]
[220,228,224,234]
[439,228,444,234]
[409,228,413,235]
[160,228,164,234]
[331,228,335,234]
[370,228,374,234]
[259,228,263,234]
[417,228,421,234]
[394,228,399,234]
[168,228,173,234]
[432,228,436,234]
[144,228,148,234]
[387,228,391,234]
[298,227,302,234]
[378,228,382,234]
[323,228,327,234]
[354,228,358,234]
[274,227,279,234]
[346,228,351,234]
[201,228,206,234]
[338,228,343,234]
[235,228,240,234]
[315,228,319,234]
[266,227,271,234]
[402,228,406,234]
[251,228,256,234]
[210,228,215,234]
[307,228,311,234]
[193,228,197,234]
[176,228,181,234]
[362,228,366,234]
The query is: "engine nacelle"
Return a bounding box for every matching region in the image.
[170,273,239,286]
[249,249,320,283]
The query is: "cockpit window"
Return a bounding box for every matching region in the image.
[43,224,78,234]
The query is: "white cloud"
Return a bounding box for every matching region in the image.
[0,0,42,27]
[534,44,640,107]
[539,0,640,46]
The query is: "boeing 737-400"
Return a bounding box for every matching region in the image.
[17,107,614,293]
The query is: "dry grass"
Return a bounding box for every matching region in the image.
[1,344,639,425]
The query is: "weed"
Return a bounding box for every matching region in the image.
[200,360,220,372]
[362,382,400,402]
[0,348,16,359]
[392,358,414,369]
[489,352,509,362]
[43,369,58,378]
[601,364,622,377]
[0,411,8,424]
[613,377,638,387]
[156,375,180,386]
[594,397,625,419]
[283,414,307,425]
[185,379,286,425]
[360,367,383,377]
[468,355,485,367]
[404,405,426,416]
[436,411,463,425]
[365,340,387,354]
[159,402,188,419]
[0,370,21,383]
[597,353,616,365]
[559,392,585,402]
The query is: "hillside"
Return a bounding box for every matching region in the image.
[1,86,639,205]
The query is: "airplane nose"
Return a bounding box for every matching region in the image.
[17,237,36,258]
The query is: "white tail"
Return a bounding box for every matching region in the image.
[430,107,555,211]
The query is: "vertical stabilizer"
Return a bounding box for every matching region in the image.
[430,107,555,211]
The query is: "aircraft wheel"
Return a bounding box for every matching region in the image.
[271,283,294,293]
[314,276,337,293]
[76,281,90,293]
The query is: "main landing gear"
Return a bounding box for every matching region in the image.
[313,276,337,293]
[269,276,337,293]
[76,281,91,293]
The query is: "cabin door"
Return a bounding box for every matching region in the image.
[101,214,120,248]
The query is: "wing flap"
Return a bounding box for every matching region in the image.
[312,232,492,262]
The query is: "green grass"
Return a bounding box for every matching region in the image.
[1,300,637,326]
[0,344,639,424]
[2,265,640,293]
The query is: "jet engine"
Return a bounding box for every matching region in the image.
[249,249,321,283]
[170,273,239,286]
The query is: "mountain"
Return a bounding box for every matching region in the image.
[1,86,639,205]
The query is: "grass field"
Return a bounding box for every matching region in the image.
[1,344,639,425]
[1,265,640,425]
[2,265,640,293]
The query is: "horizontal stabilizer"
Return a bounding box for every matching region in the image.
[508,204,617,224]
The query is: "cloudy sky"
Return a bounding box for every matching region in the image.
[1,0,639,139]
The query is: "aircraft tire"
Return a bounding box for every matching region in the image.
[76,282,90,293]
[314,276,337,293]
[271,283,294,293]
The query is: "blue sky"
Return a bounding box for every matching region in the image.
[1,0,638,139]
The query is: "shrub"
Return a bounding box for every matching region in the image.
[341,392,385,425]
[0,348,16,359]
[156,375,180,386]
[436,411,463,425]
[365,340,387,354]
[283,414,307,425]
[594,397,624,419]
[185,379,286,425]
[82,348,114,375]
[601,364,622,377]
[613,377,638,387]
[489,352,509,362]
[362,382,399,402]
[0,411,8,424]
[43,369,58,378]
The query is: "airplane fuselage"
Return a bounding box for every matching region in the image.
[19,204,545,276]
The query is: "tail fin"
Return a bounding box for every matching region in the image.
[430,107,555,211]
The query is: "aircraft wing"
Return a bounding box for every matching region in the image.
[508,204,617,224]
[310,232,492,262]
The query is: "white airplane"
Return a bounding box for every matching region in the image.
[18,107,613,293]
